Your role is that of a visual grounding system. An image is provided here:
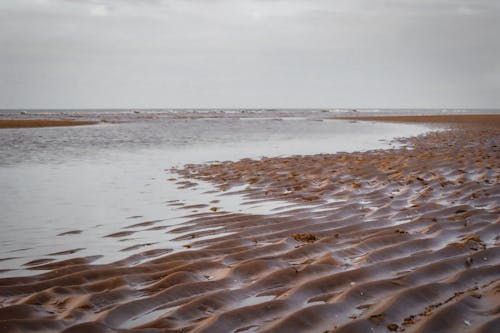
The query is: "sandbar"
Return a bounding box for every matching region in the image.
[0,119,98,128]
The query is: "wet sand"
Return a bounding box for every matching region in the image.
[337,114,500,128]
[0,119,98,128]
[0,115,499,333]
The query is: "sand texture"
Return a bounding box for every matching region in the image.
[0,116,499,333]
[0,119,98,128]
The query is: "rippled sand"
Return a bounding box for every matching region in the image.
[0,115,498,333]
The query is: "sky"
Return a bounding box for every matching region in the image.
[1,0,499,109]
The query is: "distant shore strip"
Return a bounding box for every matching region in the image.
[0,119,98,128]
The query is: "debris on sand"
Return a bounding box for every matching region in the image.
[292,233,318,243]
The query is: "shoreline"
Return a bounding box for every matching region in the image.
[335,114,500,128]
[0,119,99,128]
[0,114,498,333]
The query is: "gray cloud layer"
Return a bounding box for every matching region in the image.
[1,0,499,108]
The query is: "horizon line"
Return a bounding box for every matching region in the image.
[1,107,500,111]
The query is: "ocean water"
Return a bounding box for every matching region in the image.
[0,110,440,276]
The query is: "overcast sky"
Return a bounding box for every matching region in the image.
[1,0,499,109]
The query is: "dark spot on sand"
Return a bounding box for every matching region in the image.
[120,242,157,252]
[387,323,399,331]
[48,248,84,256]
[403,315,416,326]
[369,313,385,325]
[125,220,159,229]
[57,230,82,236]
[292,233,318,243]
[23,258,56,266]
[104,231,136,238]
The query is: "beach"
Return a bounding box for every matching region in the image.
[0,113,498,333]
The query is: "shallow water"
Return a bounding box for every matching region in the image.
[0,111,433,276]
